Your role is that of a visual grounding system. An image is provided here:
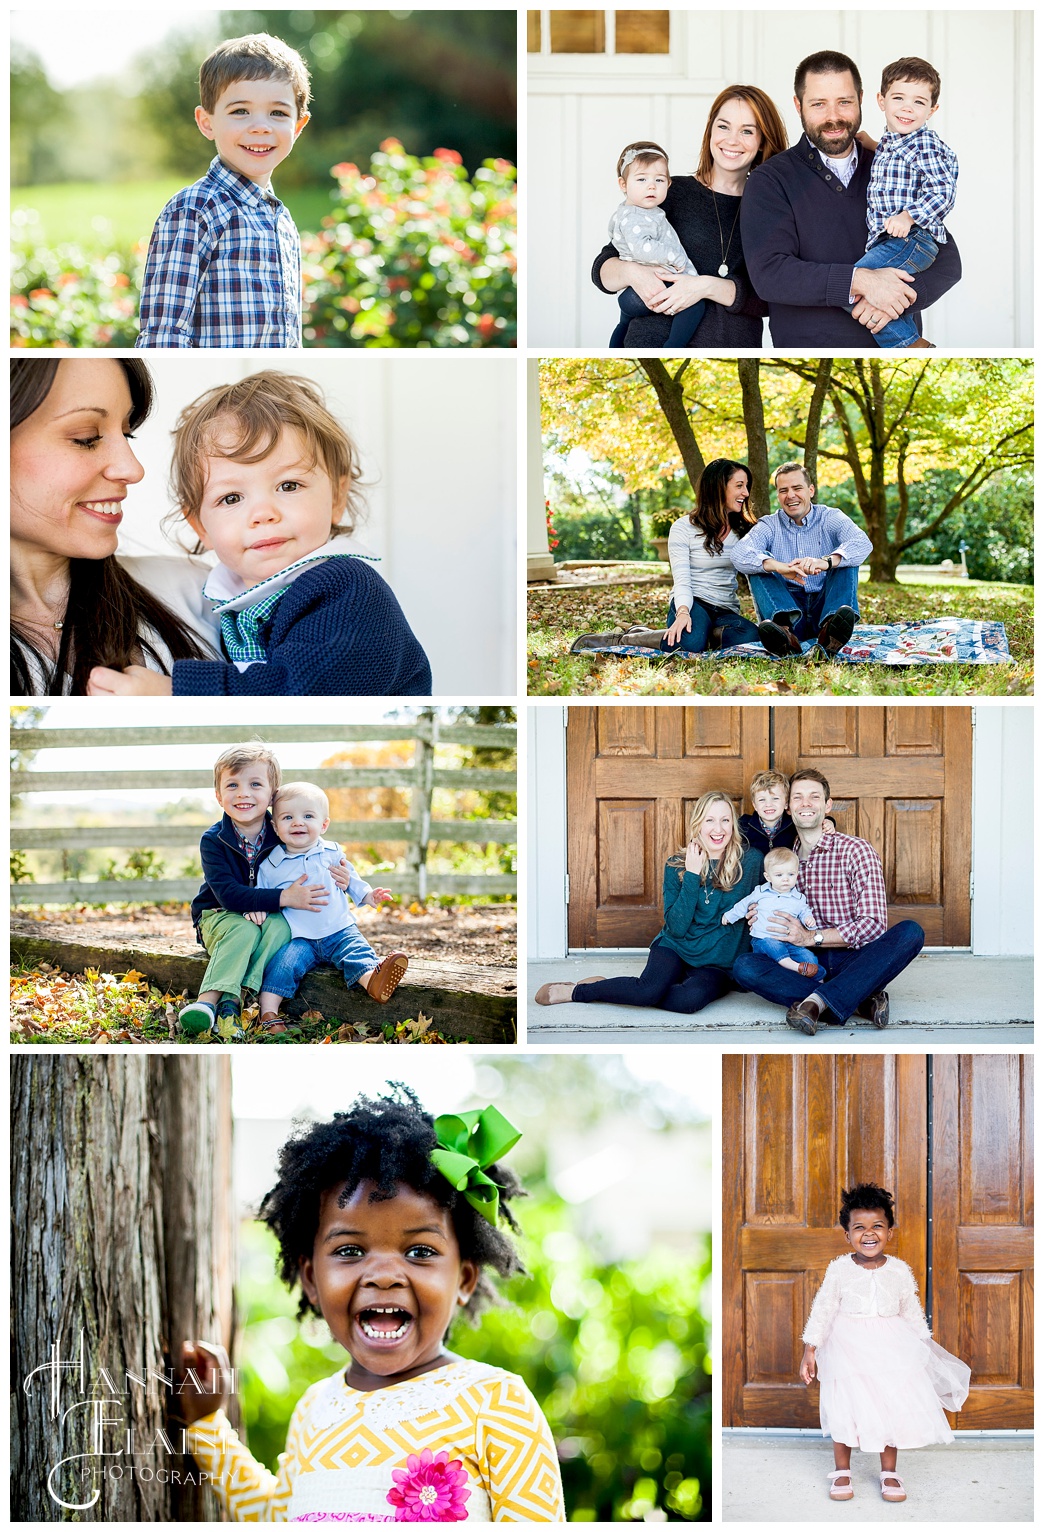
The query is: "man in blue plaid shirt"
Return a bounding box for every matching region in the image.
[852,57,958,349]
[136,33,310,348]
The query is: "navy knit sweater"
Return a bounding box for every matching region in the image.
[171,558,432,696]
[739,811,798,854]
[740,135,961,345]
[190,813,283,942]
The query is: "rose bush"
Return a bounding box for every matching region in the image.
[11,242,143,348]
[302,141,516,348]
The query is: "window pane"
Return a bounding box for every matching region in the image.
[615,10,670,54]
[549,11,606,53]
[527,11,541,52]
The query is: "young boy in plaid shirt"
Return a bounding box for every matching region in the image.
[850,56,958,349]
[136,34,310,348]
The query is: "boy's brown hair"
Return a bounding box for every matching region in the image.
[763,846,800,878]
[199,32,311,118]
[617,140,671,181]
[213,744,281,796]
[880,56,941,108]
[749,769,789,800]
[171,371,364,548]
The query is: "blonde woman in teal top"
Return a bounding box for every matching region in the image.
[535,791,762,1014]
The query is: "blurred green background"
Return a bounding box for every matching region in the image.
[231,1053,712,1521]
[11,10,517,347]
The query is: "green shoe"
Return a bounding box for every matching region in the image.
[179,999,216,1036]
[215,996,244,1042]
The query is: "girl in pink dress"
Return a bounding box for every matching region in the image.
[800,1183,970,1504]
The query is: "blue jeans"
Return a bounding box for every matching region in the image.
[261,926,379,999]
[574,941,736,1015]
[732,919,925,1024]
[610,283,706,349]
[659,597,761,653]
[852,226,939,348]
[752,936,825,981]
[747,564,860,643]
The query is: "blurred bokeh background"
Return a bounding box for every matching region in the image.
[11,10,517,347]
[230,1051,713,1521]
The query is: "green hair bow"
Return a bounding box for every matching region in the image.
[430,1105,521,1226]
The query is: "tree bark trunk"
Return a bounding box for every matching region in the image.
[638,360,706,493]
[736,359,770,518]
[803,359,833,489]
[11,1056,234,1521]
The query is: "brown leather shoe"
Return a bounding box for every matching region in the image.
[757,619,803,657]
[534,982,576,1005]
[816,605,857,656]
[365,952,409,1003]
[796,962,820,978]
[786,999,821,1036]
[260,1011,288,1033]
[856,990,890,1028]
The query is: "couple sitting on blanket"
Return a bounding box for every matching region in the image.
[536,768,925,1036]
[571,457,872,659]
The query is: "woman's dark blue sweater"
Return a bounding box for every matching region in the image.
[171,559,432,696]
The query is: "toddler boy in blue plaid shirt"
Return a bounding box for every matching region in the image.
[852,57,958,349]
[136,33,310,348]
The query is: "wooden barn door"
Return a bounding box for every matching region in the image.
[723,1054,927,1427]
[724,1053,1033,1429]
[567,705,970,949]
[565,706,767,948]
[931,1055,1034,1426]
[774,706,972,945]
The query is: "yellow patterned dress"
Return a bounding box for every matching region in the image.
[189,1357,566,1522]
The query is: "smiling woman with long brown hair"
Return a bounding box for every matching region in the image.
[10,357,218,695]
[535,790,763,1016]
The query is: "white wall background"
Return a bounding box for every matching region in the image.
[528,8,1033,347]
[527,704,1033,959]
[112,354,516,696]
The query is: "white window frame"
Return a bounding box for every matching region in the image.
[527,8,685,78]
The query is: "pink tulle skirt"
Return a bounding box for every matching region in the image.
[816,1316,971,1452]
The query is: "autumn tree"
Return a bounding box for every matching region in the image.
[540,357,1033,582]
[11,1056,234,1521]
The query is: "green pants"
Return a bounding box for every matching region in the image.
[198,908,292,996]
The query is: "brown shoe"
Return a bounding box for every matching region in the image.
[856,990,890,1028]
[757,619,803,657]
[796,962,820,978]
[816,605,857,656]
[365,952,409,1003]
[786,999,821,1036]
[534,982,576,1005]
[577,975,606,985]
[260,1011,288,1033]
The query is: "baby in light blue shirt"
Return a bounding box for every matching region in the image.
[722,847,825,979]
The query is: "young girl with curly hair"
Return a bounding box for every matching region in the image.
[801,1182,970,1505]
[178,1086,565,1521]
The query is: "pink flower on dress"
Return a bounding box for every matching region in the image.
[387,1450,471,1521]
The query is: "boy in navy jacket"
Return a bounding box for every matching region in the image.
[181,744,345,1038]
[86,373,432,698]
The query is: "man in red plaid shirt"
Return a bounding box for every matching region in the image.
[732,768,925,1034]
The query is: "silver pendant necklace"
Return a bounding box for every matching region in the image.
[710,188,742,276]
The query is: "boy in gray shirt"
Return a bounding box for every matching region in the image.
[608,141,705,348]
[722,847,825,979]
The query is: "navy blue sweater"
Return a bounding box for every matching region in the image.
[741,135,961,345]
[171,559,432,696]
[739,811,798,854]
[190,813,283,942]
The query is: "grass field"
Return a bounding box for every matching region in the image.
[527,578,1033,697]
[12,179,338,249]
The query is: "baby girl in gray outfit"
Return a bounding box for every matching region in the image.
[608,140,704,348]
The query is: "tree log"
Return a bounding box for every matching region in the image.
[10,921,517,1043]
[11,1056,233,1520]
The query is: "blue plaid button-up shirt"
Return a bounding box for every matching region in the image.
[730,503,873,593]
[866,126,958,247]
[135,157,301,348]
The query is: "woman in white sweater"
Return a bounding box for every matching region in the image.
[571,458,763,654]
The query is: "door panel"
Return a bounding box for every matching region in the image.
[931,1055,1034,1426]
[723,1054,927,1427]
[774,706,971,944]
[566,706,768,947]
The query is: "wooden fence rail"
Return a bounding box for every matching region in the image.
[11,719,516,905]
